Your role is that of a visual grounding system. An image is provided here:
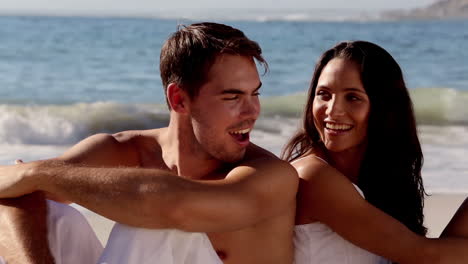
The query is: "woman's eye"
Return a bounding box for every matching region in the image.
[347,94,361,101]
[316,90,330,99]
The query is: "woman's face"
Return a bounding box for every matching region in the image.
[312,58,370,155]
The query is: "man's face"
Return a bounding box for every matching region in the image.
[188,54,261,163]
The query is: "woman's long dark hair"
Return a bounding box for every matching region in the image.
[282,41,427,236]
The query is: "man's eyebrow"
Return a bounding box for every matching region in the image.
[221,82,263,94]
[221,89,244,95]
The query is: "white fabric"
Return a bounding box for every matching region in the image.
[99,223,223,264]
[294,184,390,264]
[0,201,102,264]
[47,200,103,264]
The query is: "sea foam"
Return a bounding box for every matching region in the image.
[1,88,468,145]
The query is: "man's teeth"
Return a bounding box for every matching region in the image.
[326,123,352,130]
[230,128,251,134]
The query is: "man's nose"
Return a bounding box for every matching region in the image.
[241,97,260,119]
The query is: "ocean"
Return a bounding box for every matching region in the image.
[0,15,467,193]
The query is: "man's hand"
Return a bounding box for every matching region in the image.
[0,162,36,199]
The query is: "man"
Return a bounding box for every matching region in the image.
[0,22,298,263]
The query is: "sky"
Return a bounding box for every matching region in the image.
[0,0,439,16]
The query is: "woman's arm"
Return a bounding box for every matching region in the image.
[295,159,468,264]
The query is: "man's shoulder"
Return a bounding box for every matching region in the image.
[61,128,165,166]
[108,128,165,151]
[291,154,336,180]
[112,128,163,144]
[235,143,298,183]
[224,143,298,209]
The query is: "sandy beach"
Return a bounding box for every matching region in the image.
[81,192,468,246]
[423,193,467,237]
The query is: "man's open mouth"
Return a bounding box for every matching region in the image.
[229,127,252,143]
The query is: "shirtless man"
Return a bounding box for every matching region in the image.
[0,22,298,263]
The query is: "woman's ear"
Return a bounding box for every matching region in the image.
[166,83,189,113]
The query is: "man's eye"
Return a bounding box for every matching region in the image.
[253,92,261,96]
[223,96,239,101]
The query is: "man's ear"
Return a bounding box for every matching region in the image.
[167,83,189,113]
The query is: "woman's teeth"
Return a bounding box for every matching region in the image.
[325,123,352,131]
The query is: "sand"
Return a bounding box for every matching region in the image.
[423,193,467,237]
[80,192,468,246]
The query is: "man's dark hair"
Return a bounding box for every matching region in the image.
[160,22,267,108]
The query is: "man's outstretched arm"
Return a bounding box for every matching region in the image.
[0,192,55,264]
[0,133,298,232]
[0,157,298,232]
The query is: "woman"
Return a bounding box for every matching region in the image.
[283,41,468,263]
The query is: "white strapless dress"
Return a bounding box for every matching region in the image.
[294,185,390,264]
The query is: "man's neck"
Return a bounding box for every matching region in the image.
[159,119,224,180]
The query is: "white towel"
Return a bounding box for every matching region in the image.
[99,224,223,264]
